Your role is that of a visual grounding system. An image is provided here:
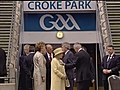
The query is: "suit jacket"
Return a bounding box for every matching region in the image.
[90,57,95,80]
[19,54,27,74]
[44,52,54,90]
[44,53,54,74]
[0,47,7,76]
[63,50,74,80]
[23,52,35,78]
[75,50,92,82]
[101,54,120,80]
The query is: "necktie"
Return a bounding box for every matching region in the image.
[107,55,111,62]
[107,55,111,68]
[49,53,52,62]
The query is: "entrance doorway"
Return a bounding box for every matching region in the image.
[21,43,103,90]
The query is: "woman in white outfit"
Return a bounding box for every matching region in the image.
[33,41,46,90]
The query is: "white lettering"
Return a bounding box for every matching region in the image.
[24,1,96,11]
[40,14,80,30]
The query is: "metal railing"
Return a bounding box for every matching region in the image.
[104,1,113,45]
[5,1,16,82]
[0,1,22,86]
[97,1,112,55]
[10,0,22,84]
[96,1,105,60]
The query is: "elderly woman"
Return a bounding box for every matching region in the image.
[51,47,69,90]
[33,41,46,90]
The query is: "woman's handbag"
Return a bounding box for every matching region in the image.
[65,78,70,87]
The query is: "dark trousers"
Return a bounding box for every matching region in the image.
[66,79,74,90]
[26,76,33,90]
[103,80,109,90]
[18,73,26,90]
[46,70,51,90]
[76,80,91,90]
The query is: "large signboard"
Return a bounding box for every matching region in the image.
[24,13,96,31]
[24,1,96,12]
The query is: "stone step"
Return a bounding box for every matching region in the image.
[0,19,12,22]
[0,39,9,42]
[112,40,120,42]
[107,8,120,10]
[109,21,120,24]
[108,13,120,15]
[113,42,120,44]
[0,11,14,13]
[0,1,13,3]
[111,33,120,35]
[0,22,12,24]
[107,10,120,13]
[0,34,10,36]
[0,45,9,48]
[0,8,13,10]
[108,16,120,18]
[0,31,11,34]
[106,2,120,4]
[106,4,120,6]
[0,28,11,31]
[110,25,120,27]
[111,30,120,32]
[0,6,13,8]
[0,83,15,90]
[0,15,12,19]
[109,18,120,20]
[0,25,11,28]
[0,13,13,15]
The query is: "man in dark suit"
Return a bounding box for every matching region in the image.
[101,45,120,90]
[0,47,7,83]
[82,46,95,84]
[73,42,92,90]
[44,44,54,90]
[62,42,74,90]
[18,44,30,90]
[23,46,35,90]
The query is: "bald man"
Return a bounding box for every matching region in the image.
[44,44,54,90]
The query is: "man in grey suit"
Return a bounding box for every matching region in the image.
[62,42,74,90]
[73,42,92,90]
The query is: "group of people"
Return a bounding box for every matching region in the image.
[18,42,94,90]
[18,41,120,90]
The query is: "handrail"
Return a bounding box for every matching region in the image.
[96,1,106,60]
[14,1,23,89]
[7,1,16,82]
[0,77,15,79]
[4,1,22,84]
[97,1,112,55]
[104,1,113,45]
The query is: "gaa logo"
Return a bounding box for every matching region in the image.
[40,14,81,30]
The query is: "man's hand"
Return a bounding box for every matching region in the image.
[103,69,112,74]
[92,79,95,83]
[106,69,112,74]
[103,69,108,74]
[74,78,76,82]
